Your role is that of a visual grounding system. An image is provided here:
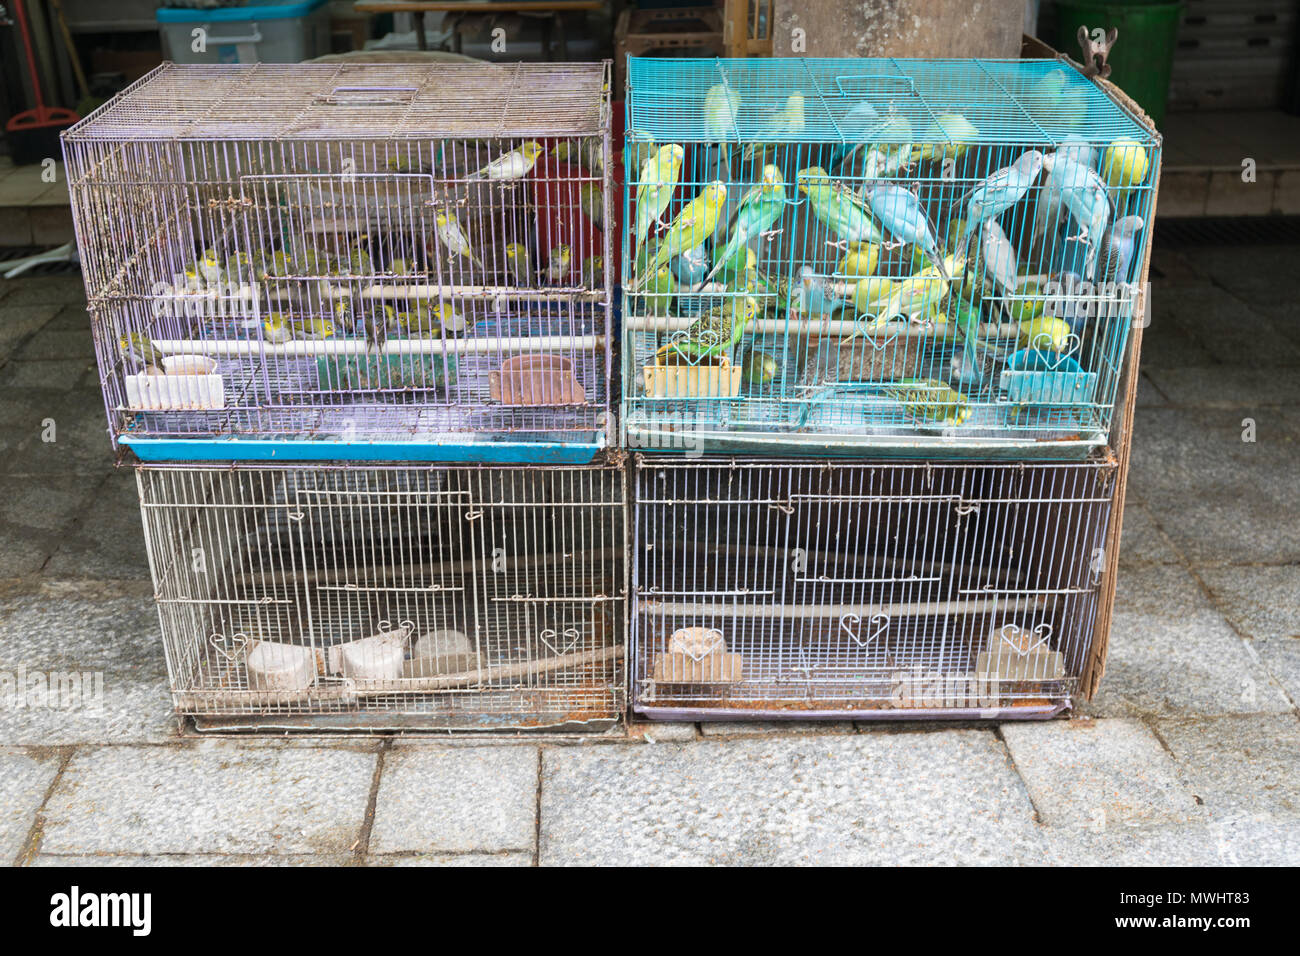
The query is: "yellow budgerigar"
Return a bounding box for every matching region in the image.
[635,182,727,290]
[633,144,685,257]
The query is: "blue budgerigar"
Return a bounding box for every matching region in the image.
[797,167,886,246]
[863,181,950,280]
[958,149,1044,246]
[1095,214,1144,287]
[1040,151,1111,280]
[702,164,787,285]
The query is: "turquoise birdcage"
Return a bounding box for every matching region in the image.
[620,57,1160,459]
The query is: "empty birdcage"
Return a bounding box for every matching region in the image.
[136,461,625,731]
[631,457,1117,719]
[621,57,1159,459]
[64,61,613,463]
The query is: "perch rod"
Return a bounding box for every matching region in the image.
[149,334,603,357]
[639,597,1045,618]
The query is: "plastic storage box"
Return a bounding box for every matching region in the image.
[157,0,332,65]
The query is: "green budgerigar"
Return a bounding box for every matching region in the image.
[635,181,727,290]
[640,265,678,317]
[702,164,786,286]
[797,167,886,246]
[879,378,972,426]
[655,296,756,366]
[632,144,685,257]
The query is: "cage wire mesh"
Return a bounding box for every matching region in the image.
[136,461,626,730]
[63,62,614,460]
[621,57,1159,459]
[631,457,1117,718]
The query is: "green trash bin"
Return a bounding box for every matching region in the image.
[1053,1,1183,127]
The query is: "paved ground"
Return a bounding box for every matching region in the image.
[0,237,1297,866]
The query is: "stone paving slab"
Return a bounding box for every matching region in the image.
[44,469,151,581]
[369,746,538,855]
[0,748,60,865]
[32,853,352,867]
[698,721,855,737]
[1001,719,1202,830]
[1086,563,1292,717]
[539,730,1046,865]
[0,592,177,744]
[1157,714,1300,820]
[39,742,377,856]
[1116,500,1180,567]
[1043,817,1300,866]
[1129,407,1300,567]
[368,852,532,867]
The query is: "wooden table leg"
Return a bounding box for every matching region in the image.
[415,10,427,50]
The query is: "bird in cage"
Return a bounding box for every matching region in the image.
[837,242,880,278]
[878,379,972,426]
[262,312,293,345]
[196,248,224,286]
[289,315,335,340]
[743,92,805,163]
[434,212,485,271]
[1095,214,1144,288]
[502,242,532,287]
[632,143,685,257]
[545,244,573,284]
[466,140,545,182]
[225,249,255,285]
[703,84,741,170]
[956,149,1045,248]
[797,168,887,246]
[1039,150,1111,281]
[552,137,604,177]
[655,296,756,366]
[853,253,963,332]
[579,182,604,232]
[640,264,678,317]
[841,114,914,181]
[912,113,979,165]
[580,256,603,289]
[633,182,727,290]
[862,181,950,279]
[1018,314,1073,353]
[401,300,466,338]
[975,219,1021,318]
[120,332,165,370]
[701,164,786,287]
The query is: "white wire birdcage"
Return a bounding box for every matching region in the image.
[621,57,1159,460]
[630,456,1117,719]
[136,460,626,731]
[63,61,614,463]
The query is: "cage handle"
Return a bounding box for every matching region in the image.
[319,86,419,105]
[832,74,917,97]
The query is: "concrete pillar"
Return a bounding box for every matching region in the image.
[771,0,1028,59]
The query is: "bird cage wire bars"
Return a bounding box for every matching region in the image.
[630,457,1117,719]
[136,461,626,731]
[63,61,614,463]
[620,57,1159,460]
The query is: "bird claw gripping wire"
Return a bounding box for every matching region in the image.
[1076,26,1118,81]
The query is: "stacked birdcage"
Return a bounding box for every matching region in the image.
[65,61,626,731]
[621,56,1158,718]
